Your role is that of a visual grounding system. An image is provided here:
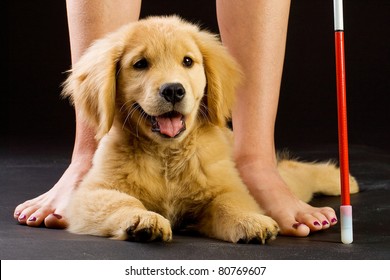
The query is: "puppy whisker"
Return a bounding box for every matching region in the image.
[120,99,134,113]
[116,62,124,77]
[198,102,210,123]
[122,103,140,130]
[136,109,148,138]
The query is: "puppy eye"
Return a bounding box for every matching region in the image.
[182,56,193,68]
[133,58,149,70]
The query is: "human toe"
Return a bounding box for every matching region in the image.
[277,215,311,237]
[25,206,54,227]
[312,212,331,229]
[17,207,38,225]
[295,213,325,232]
[320,207,338,225]
[44,213,68,229]
[14,200,33,220]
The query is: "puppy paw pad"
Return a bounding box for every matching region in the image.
[126,227,154,242]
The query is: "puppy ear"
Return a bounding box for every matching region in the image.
[194,30,242,127]
[62,29,127,140]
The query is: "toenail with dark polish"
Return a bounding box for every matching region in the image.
[314,221,321,226]
[15,212,20,216]
[53,214,62,219]
[292,223,302,229]
[322,220,329,226]
[28,216,37,222]
[19,214,26,220]
[331,218,338,223]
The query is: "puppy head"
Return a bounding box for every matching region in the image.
[63,16,241,142]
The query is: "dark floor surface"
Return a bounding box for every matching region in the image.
[0,144,389,260]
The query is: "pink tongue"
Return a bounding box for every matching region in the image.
[156,115,184,137]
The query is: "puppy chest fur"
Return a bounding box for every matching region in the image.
[88,125,235,230]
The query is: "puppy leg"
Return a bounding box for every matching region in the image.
[197,191,279,244]
[67,187,172,242]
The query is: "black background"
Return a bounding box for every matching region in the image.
[5,0,390,154]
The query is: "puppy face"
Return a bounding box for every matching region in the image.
[117,21,207,140]
[63,16,241,142]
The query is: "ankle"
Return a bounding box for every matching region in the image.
[66,154,93,178]
[234,158,291,196]
[235,154,277,175]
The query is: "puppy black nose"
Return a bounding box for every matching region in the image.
[159,83,186,104]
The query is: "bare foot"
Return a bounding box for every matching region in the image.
[13,157,92,228]
[237,162,338,237]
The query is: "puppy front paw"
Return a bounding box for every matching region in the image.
[112,211,172,242]
[218,214,279,244]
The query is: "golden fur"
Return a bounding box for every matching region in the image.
[63,16,358,243]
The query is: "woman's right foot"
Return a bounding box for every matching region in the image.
[14,157,92,228]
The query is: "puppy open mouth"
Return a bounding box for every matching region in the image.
[151,111,186,138]
[132,103,186,138]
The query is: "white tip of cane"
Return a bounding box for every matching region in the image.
[333,0,344,31]
[340,205,353,244]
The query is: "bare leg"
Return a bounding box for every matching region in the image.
[14,0,141,228]
[217,0,338,236]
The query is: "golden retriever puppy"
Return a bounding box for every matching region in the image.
[63,16,358,243]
